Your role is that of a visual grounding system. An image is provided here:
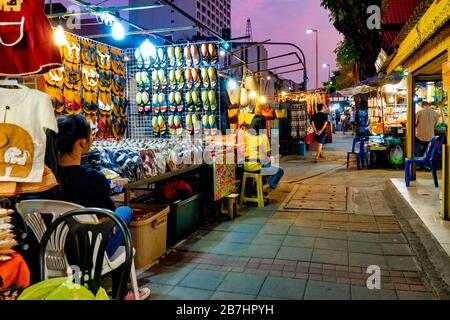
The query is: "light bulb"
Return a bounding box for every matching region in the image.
[112,21,125,40]
[140,39,157,59]
[260,96,267,104]
[54,24,66,47]
[220,50,226,57]
[267,76,271,80]
[249,91,257,99]
[227,79,238,90]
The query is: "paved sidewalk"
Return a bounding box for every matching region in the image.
[138,134,443,300]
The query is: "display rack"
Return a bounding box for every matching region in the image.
[125,41,222,139]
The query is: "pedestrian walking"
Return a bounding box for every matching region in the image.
[415,101,441,156]
[310,104,329,161]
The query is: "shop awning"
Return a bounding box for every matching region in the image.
[337,72,405,97]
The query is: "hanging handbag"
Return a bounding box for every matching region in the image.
[227,107,239,121]
[261,108,275,120]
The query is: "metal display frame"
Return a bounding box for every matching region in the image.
[125,41,222,140]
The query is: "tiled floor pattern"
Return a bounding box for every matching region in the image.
[139,207,433,300]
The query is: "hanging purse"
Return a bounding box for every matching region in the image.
[227,107,239,121]
[275,109,287,119]
[261,108,275,120]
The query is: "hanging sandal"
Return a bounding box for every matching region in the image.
[168,92,176,112]
[175,69,185,90]
[158,69,167,89]
[157,48,167,68]
[202,115,210,135]
[152,93,160,114]
[184,45,193,67]
[186,114,193,135]
[209,115,218,135]
[192,68,201,88]
[208,67,217,88]
[209,90,217,111]
[201,68,210,89]
[185,91,194,112]
[135,48,144,69]
[185,68,193,89]
[201,43,210,65]
[158,115,167,135]
[202,91,210,112]
[167,46,176,67]
[192,91,202,112]
[191,44,200,67]
[192,114,201,135]
[152,70,160,90]
[158,93,168,113]
[168,115,176,135]
[175,115,183,135]
[175,46,184,67]
[169,70,177,90]
[152,116,159,136]
[175,91,184,112]
[209,43,218,65]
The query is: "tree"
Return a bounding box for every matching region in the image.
[321,0,383,80]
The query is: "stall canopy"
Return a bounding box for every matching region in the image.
[337,71,406,97]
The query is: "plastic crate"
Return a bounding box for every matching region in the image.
[167,193,203,247]
[129,203,169,271]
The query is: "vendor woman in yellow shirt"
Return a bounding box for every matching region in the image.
[244,115,285,193]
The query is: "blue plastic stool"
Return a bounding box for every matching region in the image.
[347,137,370,170]
[405,136,440,188]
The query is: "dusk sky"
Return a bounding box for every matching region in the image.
[52,0,342,88]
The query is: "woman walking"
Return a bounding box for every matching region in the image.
[310,104,329,161]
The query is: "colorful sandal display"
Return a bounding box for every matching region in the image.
[202,115,210,135]
[208,67,217,88]
[169,70,177,90]
[185,91,194,112]
[184,45,193,67]
[175,46,184,67]
[167,46,176,67]
[168,92,176,112]
[201,43,210,65]
[192,91,202,112]
[152,93,160,114]
[175,115,183,135]
[201,67,210,89]
[175,92,184,112]
[175,69,185,90]
[202,91,210,111]
[208,90,217,111]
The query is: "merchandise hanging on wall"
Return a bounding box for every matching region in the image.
[44,32,128,140]
[127,42,221,139]
[0,0,62,76]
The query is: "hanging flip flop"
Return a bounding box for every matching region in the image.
[209,43,218,65]
[82,39,96,66]
[202,115,210,135]
[192,91,202,112]
[158,115,167,135]
[202,91,210,112]
[175,46,184,67]
[201,43,210,65]
[141,72,150,91]
[168,92,176,112]
[167,46,176,67]
[169,70,177,90]
[111,47,125,76]
[208,67,217,88]
[112,96,121,117]
[96,44,111,71]
[143,92,151,113]
[152,70,160,90]
[209,90,217,111]
[192,68,201,88]
[168,115,176,135]
[175,115,183,135]
[152,116,159,136]
[175,69,185,90]
[153,49,160,69]
[135,48,144,69]
[158,69,167,89]
[191,44,201,67]
[158,48,167,68]
[152,93,160,114]
[185,68,193,89]
[159,92,168,113]
[209,115,218,135]
[192,114,201,135]
[120,99,128,118]
[185,91,194,112]
[201,67,210,89]
[136,92,144,113]
[175,91,184,112]
[184,45,193,67]
[186,114,193,135]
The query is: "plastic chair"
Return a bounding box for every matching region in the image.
[405,136,440,188]
[240,171,266,208]
[16,200,140,300]
[347,137,370,170]
[38,208,133,300]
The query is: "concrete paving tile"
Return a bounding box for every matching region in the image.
[243,244,280,259]
[256,296,285,300]
[200,231,228,241]
[385,256,421,272]
[288,226,319,237]
[148,266,193,286]
[396,291,432,300]
[378,233,408,244]
[211,221,235,231]
[164,287,213,300]
[381,243,414,256]
[282,235,316,248]
[349,253,388,269]
[276,246,313,261]
[224,232,257,244]
[317,229,348,240]
[348,241,383,255]
[259,223,291,235]
[259,276,307,300]
[267,218,295,226]
[304,280,350,300]
[315,238,348,251]
[312,249,349,265]
[217,272,266,295]
[230,223,263,233]
[211,243,249,256]
[350,286,397,300]
[346,232,379,243]
[252,234,285,246]
[178,239,218,253]
[146,283,174,300]
[235,217,269,225]
[210,292,256,300]
[179,269,228,291]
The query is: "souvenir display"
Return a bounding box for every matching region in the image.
[128,42,221,139]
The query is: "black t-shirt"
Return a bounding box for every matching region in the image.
[310,112,329,132]
[58,166,115,211]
